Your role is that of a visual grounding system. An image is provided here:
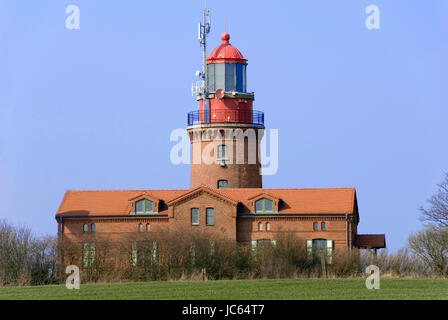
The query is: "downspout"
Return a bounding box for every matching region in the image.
[59,216,64,282]
[345,213,349,250]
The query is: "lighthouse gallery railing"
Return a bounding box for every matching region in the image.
[187,110,264,126]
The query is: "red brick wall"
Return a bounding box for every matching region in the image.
[188,125,263,188]
[237,216,354,251]
[168,192,237,241]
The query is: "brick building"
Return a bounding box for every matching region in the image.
[55,30,385,269]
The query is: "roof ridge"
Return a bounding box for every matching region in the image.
[221,187,356,191]
[66,188,189,192]
[166,185,238,205]
[65,187,356,192]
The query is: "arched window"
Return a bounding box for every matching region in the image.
[136,199,154,214]
[146,223,150,232]
[266,222,270,231]
[217,180,228,189]
[258,222,263,231]
[83,224,88,232]
[313,222,318,231]
[321,222,326,231]
[255,198,273,213]
[138,223,143,232]
[217,145,227,160]
[91,223,95,232]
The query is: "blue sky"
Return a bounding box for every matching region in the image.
[0,0,446,251]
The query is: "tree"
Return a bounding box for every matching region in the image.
[0,220,58,286]
[420,173,448,227]
[408,226,448,276]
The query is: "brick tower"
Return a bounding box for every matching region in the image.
[187,32,264,189]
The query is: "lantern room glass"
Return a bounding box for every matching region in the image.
[207,62,247,93]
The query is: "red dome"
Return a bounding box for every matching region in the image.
[207,33,247,63]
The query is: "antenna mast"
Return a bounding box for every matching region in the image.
[198,5,211,123]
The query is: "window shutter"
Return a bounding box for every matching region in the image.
[131,242,137,267]
[90,243,96,266]
[83,243,89,268]
[152,241,158,264]
[306,240,313,256]
[326,240,333,264]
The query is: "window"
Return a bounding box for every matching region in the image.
[217,145,227,160]
[146,223,150,232]
[217,179,228,189]
[312,239,326,250]
[266,222,270,231]
[136,199,154,214]
[321,222,326,231]
[191,208,199,225]
[307,239,334,264]
[255,198,274,213]
[313,222,318,231]
[207,63,215,92]
[251,239,276,250]
[136,200,143,213]
[91,223,95,232]
[206,208,214,225]
[225,63,235,91]
[207,62,247,93]
[83,243,95,268]
[138,223,143,232]
[258,222,263,231]
[83,224,88,232]
[235,63,245,92]
[214,63,225,91]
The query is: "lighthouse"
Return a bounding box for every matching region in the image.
[187,31,264,189]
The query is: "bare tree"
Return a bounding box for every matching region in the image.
[0,220,33,285]
[408,226,448,276]
[420,173,448,227]
[29,236,58,285]
[0,220,58,286]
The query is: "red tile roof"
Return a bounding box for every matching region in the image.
[221,187,356,214]
[56,186,356,217]
[355,234,386,248]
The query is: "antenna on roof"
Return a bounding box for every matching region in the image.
[196,3,211,123]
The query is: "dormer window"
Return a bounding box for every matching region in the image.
[255,198,273,213]
[135,199,154,214]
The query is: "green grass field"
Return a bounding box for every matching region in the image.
[0,278,447,300]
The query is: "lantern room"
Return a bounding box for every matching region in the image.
[187,32,263,127]
[206,32,247,93]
